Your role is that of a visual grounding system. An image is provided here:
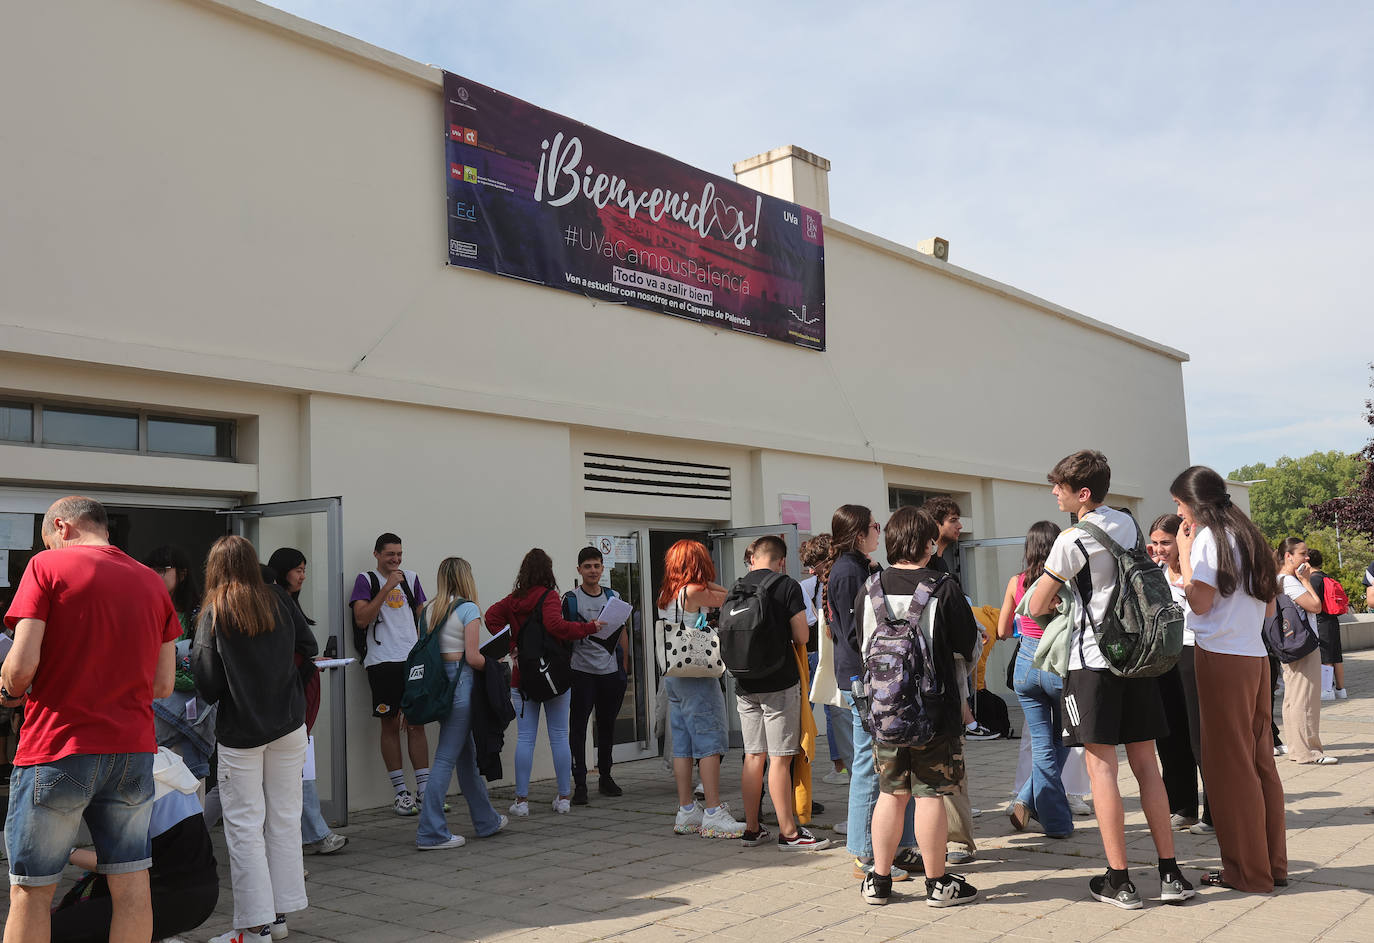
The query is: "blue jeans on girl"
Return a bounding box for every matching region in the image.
[417,661,503,845]
[1012,634,1073,837]
[511,687,572,798]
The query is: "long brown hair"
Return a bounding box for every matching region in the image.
[204,535,277,637]
[657,539,716,609]
[513,548,557,595]
[1169,466,1277,601]
[1021,520,1060,586]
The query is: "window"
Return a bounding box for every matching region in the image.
[42,408,138,451]
[0,403,33,442]
[888,486,951,512]
[148,417,233,457]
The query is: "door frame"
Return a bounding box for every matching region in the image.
[223,497,348,825]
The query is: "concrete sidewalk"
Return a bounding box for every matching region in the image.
[14,652,1374,942]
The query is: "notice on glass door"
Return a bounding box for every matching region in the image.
[0,513,34,550]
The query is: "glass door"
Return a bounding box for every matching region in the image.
[224,498,348,824]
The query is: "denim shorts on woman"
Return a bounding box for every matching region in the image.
[665,676,729,759]
[6,752,155,886]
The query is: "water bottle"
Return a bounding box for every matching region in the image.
[851,675,873,734]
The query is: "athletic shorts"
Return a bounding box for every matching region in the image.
[1060,667,1167,748]
[736,683,801,757]
[366,661,407,718]
[1317,619,1343,665]
[872,734,963,798]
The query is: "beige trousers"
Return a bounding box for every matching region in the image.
[1281,649,1325,762]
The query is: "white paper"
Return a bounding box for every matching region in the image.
[0,514,33,551]
[801,575,818,625]
[596,596,632,634]
[313,657,355,669]
[0,634,13,664]
[302,735,317,780]
[613,536,638,564]
[0,549,9,587]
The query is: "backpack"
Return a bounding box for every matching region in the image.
[562,588,624,655]
[1071,513,1185,678]
[400,603,465,725]
[1314,571,1350,616]
[353,571,416,657]
[515,589,573,702]
[1263,592,1320,663]
[861,571,948,747]
[717,572,791,680]
[974,688,1013,738]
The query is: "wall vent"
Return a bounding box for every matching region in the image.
[583,452,731,501]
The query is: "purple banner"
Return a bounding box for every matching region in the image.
[443,72,825,350]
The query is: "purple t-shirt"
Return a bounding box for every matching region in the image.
[350,570,427,667]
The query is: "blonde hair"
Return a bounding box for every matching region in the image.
[425,556,480,634]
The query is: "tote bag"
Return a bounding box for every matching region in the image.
[810,606,846,709]
[654,596,725,679]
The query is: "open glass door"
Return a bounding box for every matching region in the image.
[223,498,348,825]
[583,530,656,762]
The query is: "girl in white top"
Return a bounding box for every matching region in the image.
[1171,465,1285,894]
[1274,538,1335,765]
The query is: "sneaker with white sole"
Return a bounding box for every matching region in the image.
[1089,872,1142,910]
[392,790,418,816]
[305,832,348,855]
[552,796,572,814]
[1334,688,1348,700]
[778,826,830,851]
[270,914,288,941]
[1274,744,1289,756]
[693,781,705,800]
[926,873,978,907]
[674,801,704,834]
[1189,820,1214,835]
[861,872,892,905]
[480,813,509,837]
[740,825,771,846]
[1170,813,1199,830]
[416,834,466,850]
[852,857,909,881]
[834,821,848,836]
[1068,794,1093,816]
[1321,689,1335,701]
[946,849,976,866]
[1313,755,1339,765]
[964,724,1001,741]
[822,768,851,785]
[509,799,530,817]
[1160,871,1196,904]
[700,803,745,838]
[209,927,273,943]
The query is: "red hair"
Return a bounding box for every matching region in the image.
[657,539,716,608]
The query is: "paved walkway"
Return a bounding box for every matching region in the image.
[13,653,1374,942]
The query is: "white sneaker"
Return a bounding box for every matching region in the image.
[835,821,848,836]
[552,796,572,814]
[270,914,288,940]
[209,928,272,943]
[1274,744,1289,756]
[1068,794,1093,816]
[392,791,418,817]
[700,802,745,839]
[509,799,530,817]
[1335,688,1348,700]
[416,834,466,850]
[822,768,851,785]
[693,781,705,801]
[674,800,704,834]
[1321,689,1336,701]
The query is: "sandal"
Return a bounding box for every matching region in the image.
[1198,870,1232,889]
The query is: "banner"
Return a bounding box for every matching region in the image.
[443,72,825,350]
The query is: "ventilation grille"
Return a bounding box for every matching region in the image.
[583,452,731,501]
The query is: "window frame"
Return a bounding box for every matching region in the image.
[0,400,236,461]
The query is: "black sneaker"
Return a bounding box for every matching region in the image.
[571,783,589,805]
[893,848,924,873]
[964,724,1002,741]
[778,826,831,851]
[598,777,623,797]
[740,826,771,847]
[861,872,892,905]
[1090,873,1143,910]
[810,800,825,815]
[1160,871,1196,904]
[926,873,978,907]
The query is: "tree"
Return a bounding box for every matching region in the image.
[1312,363,1374,538]
[1230,450,1363,542]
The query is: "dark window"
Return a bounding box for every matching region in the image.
[42,408,138,450]
[888,486,950,512]
[148,417,232,457]
[0,403,33,442]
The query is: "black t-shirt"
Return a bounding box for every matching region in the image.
[734,569,806,695]
[1307,571,1342,632]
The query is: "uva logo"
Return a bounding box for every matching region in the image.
[408,666,424,681]
[783,210,799,225]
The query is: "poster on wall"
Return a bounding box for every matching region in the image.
[443,72,826,350]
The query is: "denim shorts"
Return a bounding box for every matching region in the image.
[665,676,729,759]
[6,752,155,886]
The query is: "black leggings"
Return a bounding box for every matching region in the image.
[51,877,218,943]
[570,669,627,785]
[1157,663,1199,818]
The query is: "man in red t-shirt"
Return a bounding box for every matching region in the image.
[2,496,180,943]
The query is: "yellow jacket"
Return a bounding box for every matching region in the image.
[791,642,816,824]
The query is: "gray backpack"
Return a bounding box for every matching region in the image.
[1072,512,1185,678]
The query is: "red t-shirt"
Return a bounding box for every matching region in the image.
[4,544,180,765]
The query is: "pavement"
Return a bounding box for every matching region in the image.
[8,650,1374,942]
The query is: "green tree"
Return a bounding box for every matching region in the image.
[1230,450,1364,542]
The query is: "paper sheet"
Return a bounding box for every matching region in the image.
[0,514,33,551]
[0,549,9,587]
[303,735,316,781]
[596,596,632,634]
[313,657,355,669]
[801,575,818,624]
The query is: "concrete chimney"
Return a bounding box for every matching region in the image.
[733,145,831,216]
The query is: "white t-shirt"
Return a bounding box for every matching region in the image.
[433,600,481,656]
[1043,505,1137,671]
[350,569,426,668]
[1187,527,1267,657]
[1164,569,1195,647]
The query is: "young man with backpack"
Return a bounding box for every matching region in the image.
[563,546,631,804]
[349,533,432,816]
[1304,549,1349,699]
[857,506,978,907]
[1026,450,1193,909]
[720,535,829,850]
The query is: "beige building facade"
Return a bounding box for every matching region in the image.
[2,0,1191,813]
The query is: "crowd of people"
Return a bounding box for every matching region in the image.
[1,449,1368,939]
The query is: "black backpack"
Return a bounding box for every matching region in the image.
[1262,592,1320,664]
[353,571,416,657]
[718,572,791,680]
[974,688,1012,739]
[516,589,573,702]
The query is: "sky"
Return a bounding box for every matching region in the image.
[271,0,1372,476]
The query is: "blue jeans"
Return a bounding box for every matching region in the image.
[301,778,330,845]
[664,675,729,759]
[1013,635,1073,836]
[419,662,502,844]
[6,752,154,886]
[844,693,915,859]
[511,686,572,798]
